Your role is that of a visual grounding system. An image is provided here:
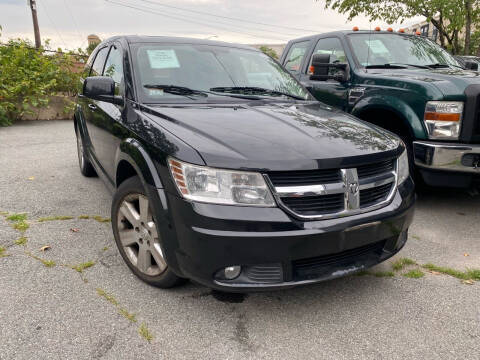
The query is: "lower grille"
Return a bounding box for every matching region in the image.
[244,264,283,283]
[281,193,344,216]
[292,240,386,280]
[360,183,392,208]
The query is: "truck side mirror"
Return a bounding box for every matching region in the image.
[309,54,348,82]
[464,61,478,71]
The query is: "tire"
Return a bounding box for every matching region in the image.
[75,124,97,177]
[111,176,186,288]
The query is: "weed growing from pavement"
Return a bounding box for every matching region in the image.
[423,263,480,281]
[78,215,90,219]
[6,213,27,222]
[93,216,110,223]
[25,252,55,267]
[38,216,74,222]
[119,308,137,322]
[12,221,29,232]
[70,261,95,273]
[0,246,8,258]
[0,211,9,216]
[403,269,425,278]
[392,258,416,271]
[15,237,27,246]
[139,322,153,342]
[96,288,119,306]
[102,246,109,251]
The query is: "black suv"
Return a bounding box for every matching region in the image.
[75,36,415,291]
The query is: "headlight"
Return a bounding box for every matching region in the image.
[424,101,463,139]
[397,149,409,185]
[168,158,275,206]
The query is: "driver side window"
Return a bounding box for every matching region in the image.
[103,45,124,96]
[308,38,346,75]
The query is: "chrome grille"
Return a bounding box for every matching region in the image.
[267,159,397,220]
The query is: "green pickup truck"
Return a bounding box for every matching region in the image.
[280,30,480,187]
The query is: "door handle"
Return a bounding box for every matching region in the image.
[88,104,97,110]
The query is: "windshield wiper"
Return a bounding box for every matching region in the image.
[210,86,306,100]
[144,84,262,100]
[143,85,208,98]
[365,63,430,69]
[426,63,464,70]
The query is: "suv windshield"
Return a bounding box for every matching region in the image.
[131,43,310,102]
[347,33,460,68]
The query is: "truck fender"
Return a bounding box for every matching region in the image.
[351,96,427,139]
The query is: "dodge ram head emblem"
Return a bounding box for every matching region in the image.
[348,182,359,194]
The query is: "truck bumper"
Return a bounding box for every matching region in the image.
[413,141,480,187]
[164,178,415,292]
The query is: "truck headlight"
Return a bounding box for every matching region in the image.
[424,101,463,139]
[168,158,275,206]
[397,149,409,185]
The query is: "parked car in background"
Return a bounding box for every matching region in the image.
[74,36,415,291]
[281,30,480,188]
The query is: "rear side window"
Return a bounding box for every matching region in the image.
[283,41,310,73]
[103,45,124,96]
[90,47,109,76]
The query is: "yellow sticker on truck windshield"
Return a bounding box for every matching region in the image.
[147,49,180,69]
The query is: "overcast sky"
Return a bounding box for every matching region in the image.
[0,0,423,50]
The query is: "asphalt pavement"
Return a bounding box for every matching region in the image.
[0,120,479,360]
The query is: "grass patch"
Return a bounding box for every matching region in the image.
[96,288,119,306]
[0,246,8,258]
[403,269,425,279]
[423,263,480,281]
[38,216,74,222]
[0,211,8,216]
[354,270,370,276]
[102,246,109,251]
[78,215,90,219]
[139,322,153,342]
[93,216,110,223]
[411,235,421,240]
[119,308,137,322]
[392,257,416,271]
[12,221,29,232]
[15,236,27,246]
[70,261,95,273]
[25,252,56,267]
[6,213,27,222]
[373,271,395,278]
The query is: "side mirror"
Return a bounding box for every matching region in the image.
[310,54,348,82]
[464,61,478,71]
[83,76,123,105]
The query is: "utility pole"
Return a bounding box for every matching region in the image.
[28,0,41,48]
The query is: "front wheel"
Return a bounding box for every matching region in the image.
[111,176,185,288]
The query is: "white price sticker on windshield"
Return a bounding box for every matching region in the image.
[365,39,388,54]
[147,49,180,69]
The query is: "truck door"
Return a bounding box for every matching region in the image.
[299,37,350,111]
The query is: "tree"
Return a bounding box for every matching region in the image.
[259,45,278,59]
[322,0,480,55]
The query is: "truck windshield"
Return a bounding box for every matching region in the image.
[347,33,460,69]
[131,43,310,102]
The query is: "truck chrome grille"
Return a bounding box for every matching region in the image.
[266,159,397,220]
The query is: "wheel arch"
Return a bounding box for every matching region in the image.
[351,97,427,140]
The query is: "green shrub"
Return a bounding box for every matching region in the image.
[0,27,83,126]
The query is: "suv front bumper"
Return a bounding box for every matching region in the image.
[413,141,480,187]
[163,178,415,292]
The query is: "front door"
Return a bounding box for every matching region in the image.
[300,37,350,111]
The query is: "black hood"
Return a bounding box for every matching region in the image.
[142,101,401,171]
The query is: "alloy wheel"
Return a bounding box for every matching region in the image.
[117,193,167,276]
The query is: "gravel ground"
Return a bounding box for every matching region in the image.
[0,120,479,360]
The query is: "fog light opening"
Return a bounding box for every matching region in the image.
[224,266,242,280]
